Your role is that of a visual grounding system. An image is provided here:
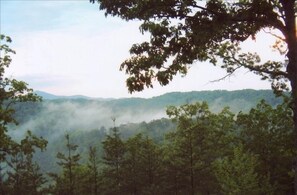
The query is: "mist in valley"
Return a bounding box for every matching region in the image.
[10,99,166,141]
[10,89,282,142]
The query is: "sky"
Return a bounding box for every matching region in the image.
[0,0,283,98]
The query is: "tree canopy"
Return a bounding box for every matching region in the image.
[91,0,296,93]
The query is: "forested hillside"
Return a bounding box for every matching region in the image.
[2,87,294,194]
[4,89,290,191]
[5,98,294,194]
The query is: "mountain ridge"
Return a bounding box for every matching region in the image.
[36,89,276,101]
[20,89,283,130]
[34,89,283,114]
[35,90,113,100]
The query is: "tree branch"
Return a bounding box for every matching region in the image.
[231,55,288,78]
[209,66,241,83]
[263,28,286,41]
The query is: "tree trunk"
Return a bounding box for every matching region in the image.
[291,50,297,195]
[293,84,297,194]
[189,136,194,195]
[282,0,297,194]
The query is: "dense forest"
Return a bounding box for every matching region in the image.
[1,91,295,194]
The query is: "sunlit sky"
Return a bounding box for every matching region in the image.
[1,0,283,98]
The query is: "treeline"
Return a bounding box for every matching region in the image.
[1,100,294,195]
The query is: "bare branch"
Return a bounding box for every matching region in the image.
[263,29,286,41]
[209,66,241,83]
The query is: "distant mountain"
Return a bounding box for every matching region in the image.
[36,89,281,103]
[35,91,60,100]
[35,90,101,100]
[34,89,283,112]
[15,89,284,132]
[148,89,283,110]
[91,89,282,108]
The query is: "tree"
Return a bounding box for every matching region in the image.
[0,34,43,195]
[164,102,235,194]
[5,131,47,195]
[90,1,297,192]
[86,146,100,195]
[237,100,294,194]
[213,145,270,195]
[122,134,146,194]
[139,135,162,194]
[121,133,162,194]
[0,35,41,160]
[54,134,81,195]
[101,126,125,194]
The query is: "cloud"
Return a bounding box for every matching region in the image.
[6,14,145,97]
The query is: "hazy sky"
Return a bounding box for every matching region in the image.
[1,1,283,98]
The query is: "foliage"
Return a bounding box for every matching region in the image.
[4,131,47,195]
[237,99,295,194]
[1,35,41,161]
[121,133,162,194]
[213,145,271,195]
[85,146,100,195]
[50,134,81,195]
[90,0,296,94]
[163,102,235,194]
[0,35,46,194]
[101,126,125,194]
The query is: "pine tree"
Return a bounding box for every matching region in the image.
[164,102,235,194]
[55,134,81,195]
[5,131,47,195]
[101,126,125,194]
[87,146,100,195]
[213,145,271,195]
[121,134,162,194]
